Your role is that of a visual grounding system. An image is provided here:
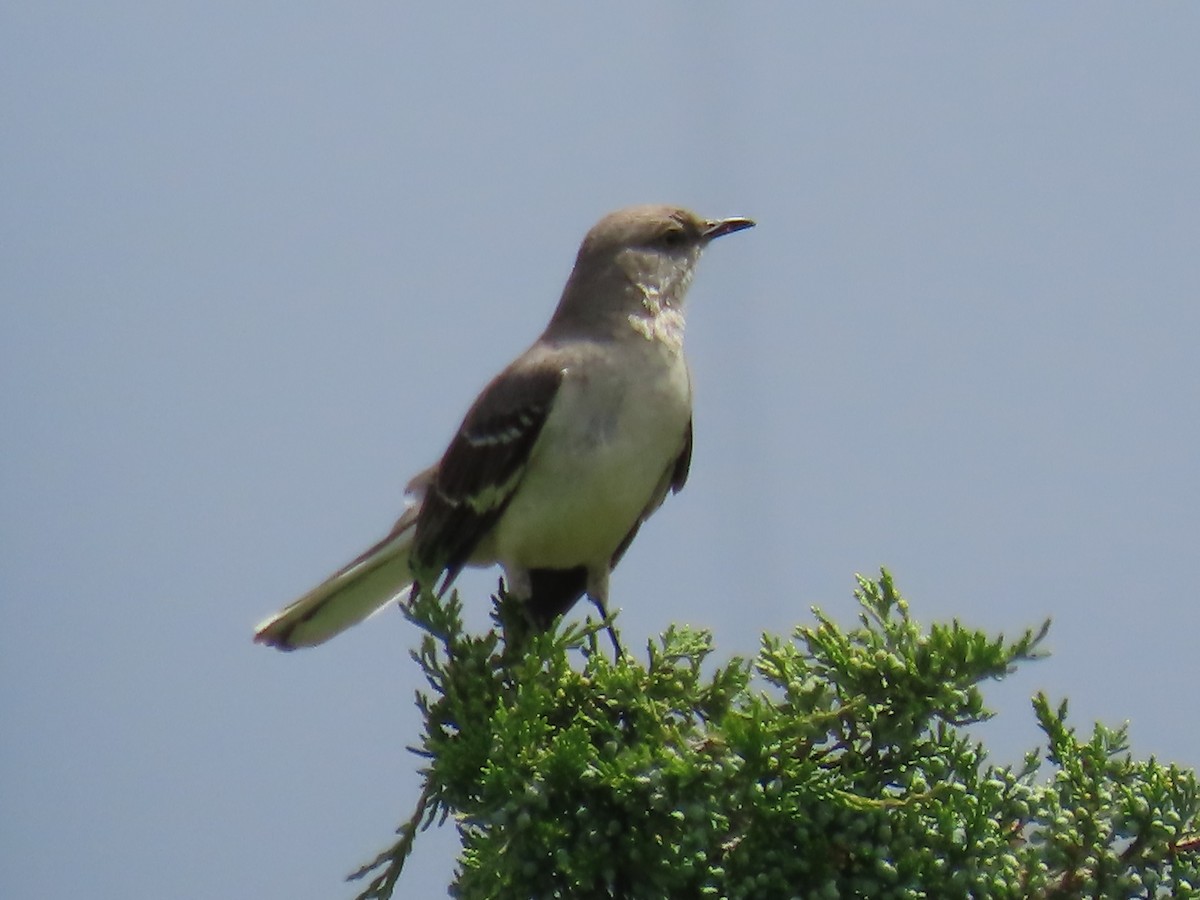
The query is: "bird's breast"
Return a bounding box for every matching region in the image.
[486,344,691,570]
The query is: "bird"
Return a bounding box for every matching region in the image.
[253,204,754,650]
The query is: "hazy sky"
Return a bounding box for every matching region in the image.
[4,5,1198,898]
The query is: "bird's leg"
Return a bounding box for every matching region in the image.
[585,569,624,658]
[588,596,624,657]
[496,570,539,653]
[403,580,421,611]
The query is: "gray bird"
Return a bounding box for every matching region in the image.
[254,204,754,650]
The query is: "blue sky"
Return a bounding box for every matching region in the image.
[3,5,1198,898]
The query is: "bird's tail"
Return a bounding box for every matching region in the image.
[253,506,419,650]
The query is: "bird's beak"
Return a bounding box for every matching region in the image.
[703,216,756,241]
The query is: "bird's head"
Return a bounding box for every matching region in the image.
[552,205,754,337]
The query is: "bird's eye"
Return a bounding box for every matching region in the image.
[657,226,689,249]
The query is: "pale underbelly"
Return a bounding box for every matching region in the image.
[483,387,688,568]
[487,445,674,568]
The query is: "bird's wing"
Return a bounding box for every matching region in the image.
[411,353,565,591]
[669,415,693,494]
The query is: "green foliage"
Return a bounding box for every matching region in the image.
[348,571,1200,899]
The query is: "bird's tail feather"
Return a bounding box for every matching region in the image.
[254,508,418,650]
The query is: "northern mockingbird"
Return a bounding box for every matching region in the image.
[254,204,754,650]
